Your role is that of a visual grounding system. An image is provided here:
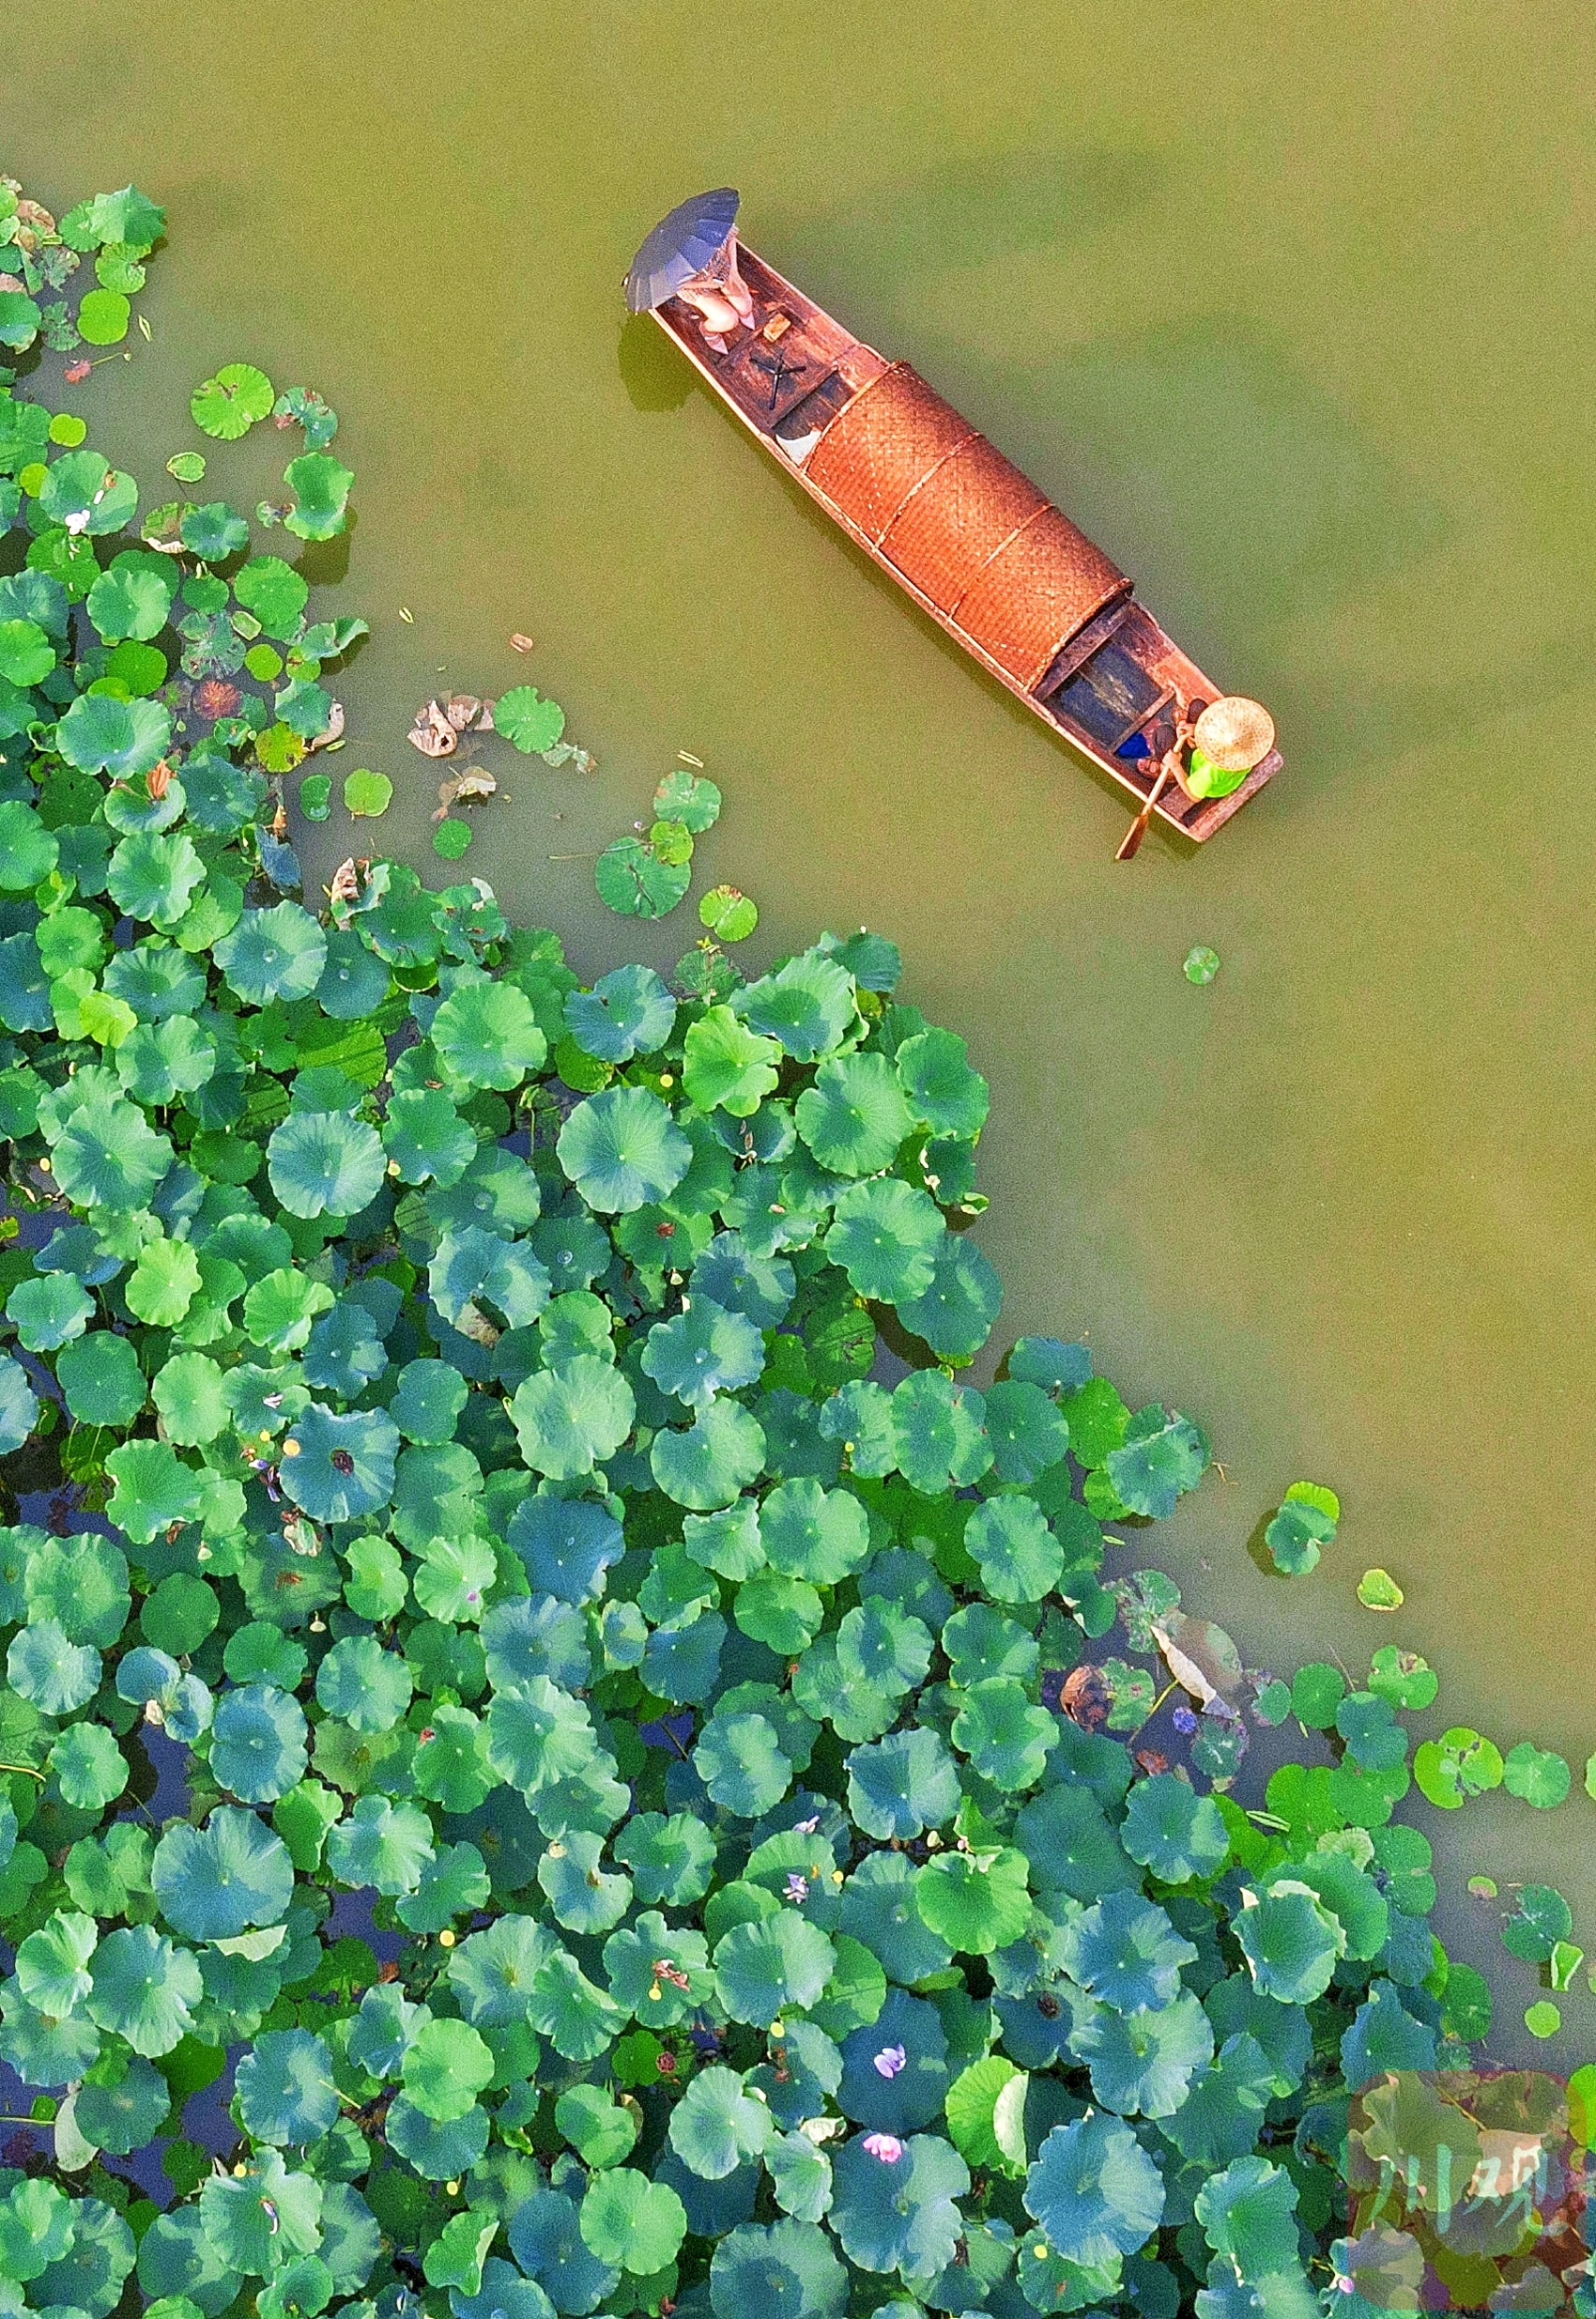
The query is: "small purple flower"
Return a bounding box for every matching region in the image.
[784,1873,809,1903]
[1172,1705,1198,1735]
[862,2132,903,2163]
[873,2043,907,2080]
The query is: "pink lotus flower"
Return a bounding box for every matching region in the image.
[862,2133,903,2163]
[873,2043,907,2079]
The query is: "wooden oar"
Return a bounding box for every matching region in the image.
[1115,707,1195,862]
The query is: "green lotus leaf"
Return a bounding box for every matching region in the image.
[242,1267,334,1356]
[0,617,54,686]
[178,499,250,559]
[565,964,676,1066]
[485,1675,598,1799]
[825,1176,944,1303]
[699,884,758,941]
[710,2218,846,2319]
[278,1402,399,1522]
[1264,1501,1334,1576]
[191,362,275,441]
[54,1329,145,1426]
[652,1398,767,1510]
[1364,1646,1436,1713]
[793,1052,910,1176]
[666,2064,775,2183]
[1411,1726,1503,1810]
[15,1910,98,2020]
[897,1232,1001,1361]
[1233,1880,1344,2003]
[388,1356,469,1446]
[124,1236,201,1327]
[87,1924,202,2056]
[526,1945,627,2061]
[1502,1740,1571,1808]
[683,1006,781,1115]
[652,766,721,830]
[115,1015,216,1104]
[102,1437,204,1544]
[692,1230,795,1326]
[315,1634,412,1733]
[696,1710,793,1817]
[643,1297,765,1408]
[86,561,174,643]
[7,1270,94,1353]
[558,1084,689,1213]
[594,832,691,917]
[752,1475,865,1584]
[197,2149,322,2276]
[55,695,169,790]
[152,1807,294,1942]
[49,1721,128,1810]
[214,902,327,1005]
[1063,1891,1198,2012]
[914,1845,1032,1955]
[267,1108,385,1219]
[282,451,354,541]
[715,1911,835,2029]
[510,1357,635,1480]
[736,953,854,1062]
[963,1496,1063,1605]
[895,1027,990,1137]
[497,685,566,754]
[1500,1882,1573,1962]
[1194,2156,1300,2284]
[325,1793,434,1896]
[982,1378,1070,1484]
[612,1810,718,1907]
[1070,1986,1214,2118]
[430,979,546,1090]
[891,1370,990,1494]
[578,2169,685,2275]
[401,2015,495,2122]
[539,1827,633,1933]
[0,291,41,353]
[1121,1774,1230,1883]
[1023,2112,1163,2269]
[39,450,139,536]
[0,2176,77,2280]
[210,1684,308,1805]
[1105,1405,1208,1519]
[431,1224,551,1332]
[553,2081,639,2173]
[235,2028,341,2146]
[830,2130,968,2277]
[950,1678,1055,1789]
[845,1728,959,1842]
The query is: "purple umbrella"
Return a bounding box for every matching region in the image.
[625,187,741,314]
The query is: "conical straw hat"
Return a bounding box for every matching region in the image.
[1191,695,1275,774]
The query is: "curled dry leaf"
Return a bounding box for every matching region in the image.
[1059,1663,1113,1731]
[0,276,22,298]
[63,359,93,385]
[327,856,365,918]
[510,633,536,653]
[432,768,499,822]
[444,693,495,733]
[407,699,457,758]
[146,760,173,801]
[306,699,345,752]
[1152,1613,1245,1710]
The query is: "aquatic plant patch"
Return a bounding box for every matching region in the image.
[1,177,1594,2319]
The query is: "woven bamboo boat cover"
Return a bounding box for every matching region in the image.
[805,362,1129,690]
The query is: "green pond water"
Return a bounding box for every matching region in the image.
[8,0,1594,2055]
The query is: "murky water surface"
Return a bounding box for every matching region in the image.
[8,0,1595,2051]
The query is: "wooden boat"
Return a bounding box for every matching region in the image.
[639,229,1281,840]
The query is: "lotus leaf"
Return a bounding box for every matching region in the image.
[683,1006,782,1115]
[191,362,274,440]
[283,451,354,540]
[644,1297,765,1408]
[40,450,138,536]
[699,884,759,941]
[566,964,675,1066]
[595,833,690,917]
[652,1398,767,1509]
[1234,1881,1344,2004]
[497,686,566,754]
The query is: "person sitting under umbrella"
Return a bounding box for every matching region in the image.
[626,190,756,353]
[673,231,755,350]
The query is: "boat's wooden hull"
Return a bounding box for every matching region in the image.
[650,243,1281,841]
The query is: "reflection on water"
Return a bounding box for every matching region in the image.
[7,0,1596,2058]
